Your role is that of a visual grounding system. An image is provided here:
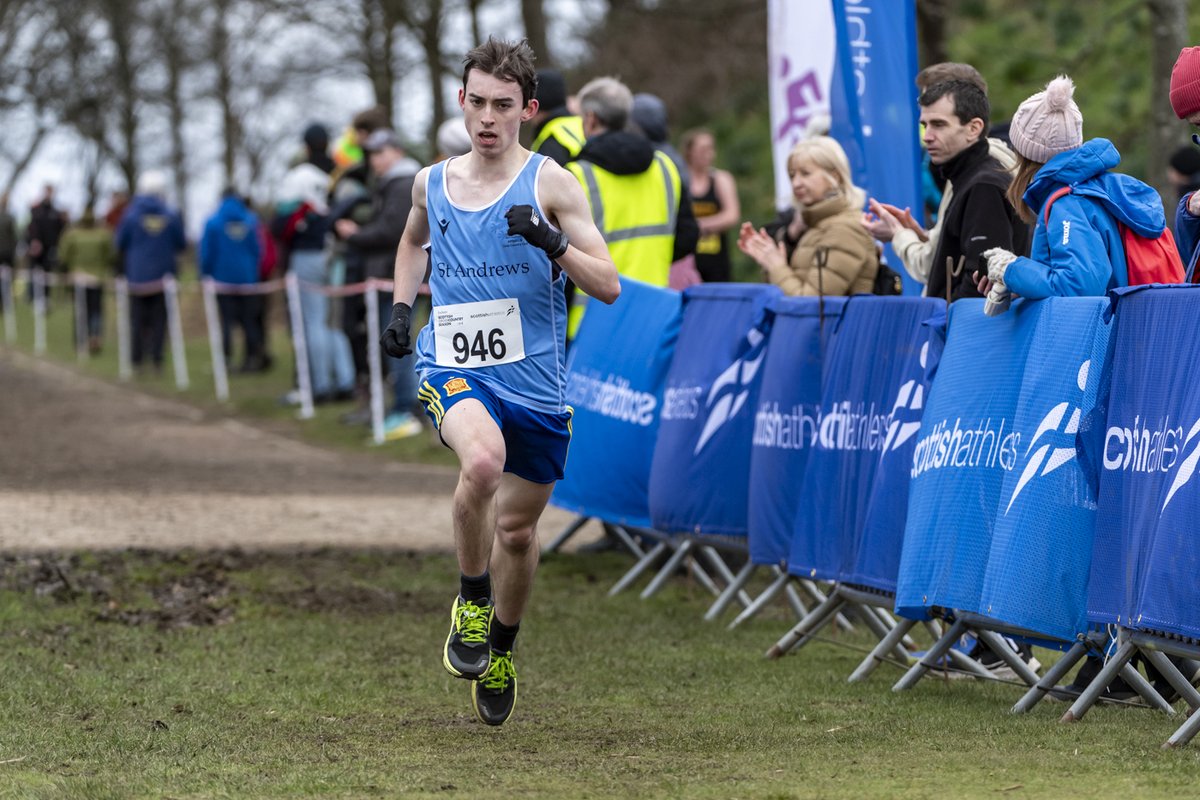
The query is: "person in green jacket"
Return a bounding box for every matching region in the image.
[59,208,116,354]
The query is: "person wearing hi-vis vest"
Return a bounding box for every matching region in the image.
[564,76,699,337]
[380,38,619,727]
[530,69,584,167]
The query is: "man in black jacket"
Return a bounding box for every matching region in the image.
[334,129,424,440]
[914,80,1029,302]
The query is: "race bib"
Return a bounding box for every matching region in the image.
[433,298,526,369]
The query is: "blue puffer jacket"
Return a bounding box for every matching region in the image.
[199,196,261,284]
[1177,192,1200,281]
[115,195,187,284]
[1005,138,1166,299]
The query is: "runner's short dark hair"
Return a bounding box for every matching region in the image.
[462,38,539,106]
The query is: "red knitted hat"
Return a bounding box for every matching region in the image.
[1170,46,1200,121]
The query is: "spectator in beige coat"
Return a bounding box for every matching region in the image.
[737,136,877,296]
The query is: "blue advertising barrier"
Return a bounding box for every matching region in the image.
[787,296,944,584]
[649,283,781,537]
[843,301,946,594]
[552,278,682,528]
[896,297,1112,643]
[1086,285,1200,639]
[747,296,846,567]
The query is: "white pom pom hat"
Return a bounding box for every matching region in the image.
[1008,75,1084,163]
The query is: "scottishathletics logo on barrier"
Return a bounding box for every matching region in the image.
[694,328,768,454]
[1005,360,1089,514]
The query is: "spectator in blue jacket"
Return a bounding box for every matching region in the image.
[975,76,1167,310]
[115,170,186,373]
[1170,46,1200,280]
[200,190,266,372]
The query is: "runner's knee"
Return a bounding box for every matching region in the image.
[459,446,505,497]
[495,522,537,553]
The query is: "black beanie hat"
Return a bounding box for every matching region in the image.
[535,69,567,111]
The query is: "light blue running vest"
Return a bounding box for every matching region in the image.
[416,153,569,413]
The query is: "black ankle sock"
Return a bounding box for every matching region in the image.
[490,618,520,654]
[460,571,491,604]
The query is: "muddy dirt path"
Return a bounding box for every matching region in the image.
[0,350,586,551]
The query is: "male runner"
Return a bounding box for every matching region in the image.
[380,38,619,726]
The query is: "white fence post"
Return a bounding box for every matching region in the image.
[163,275,189,390]
[365,282,386,445]
[32,268,46,356]
[115,278,132,380]
[285,272,315,420]
[201,278,230,402]
[0,265,15,344]
[73,276,88,362]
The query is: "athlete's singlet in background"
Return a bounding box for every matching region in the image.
[416,153,569,414]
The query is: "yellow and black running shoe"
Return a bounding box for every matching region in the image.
[472,649,517,726]
[443,595,493,680]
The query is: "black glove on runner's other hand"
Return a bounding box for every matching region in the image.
[380,302,413,358]
[505,204,569,260]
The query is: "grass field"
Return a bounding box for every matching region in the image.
[0,548,1197,799]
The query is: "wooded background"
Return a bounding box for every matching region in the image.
[0,0,1195,227]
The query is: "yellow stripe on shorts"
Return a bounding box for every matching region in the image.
[418,381,446,425]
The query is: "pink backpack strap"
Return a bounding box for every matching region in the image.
[1042,185,1073,226]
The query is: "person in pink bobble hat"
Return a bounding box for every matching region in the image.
[1170,46,1200,280]
[974,75,1169,311]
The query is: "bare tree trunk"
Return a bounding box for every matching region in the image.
[520,0,549,65]
[916,0,948,69]
[361,0,397,121]
[158,0,191,216]
[212,0,239,187]
[99,0,140,191]
[419,0,446,154]
[1147,0,1188,207]
[2,123,48,197]
[466,0,482,47]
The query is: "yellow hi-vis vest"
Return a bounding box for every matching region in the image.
[565,150,681,336]
[532,116,585,159]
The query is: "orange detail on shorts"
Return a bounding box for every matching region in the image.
[443,377,471,397]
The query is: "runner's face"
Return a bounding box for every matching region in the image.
[460,71,536,157]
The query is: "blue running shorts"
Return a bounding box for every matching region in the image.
[417,370,573,484]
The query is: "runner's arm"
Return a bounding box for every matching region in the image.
[391,168,432,307]
[541,164,620,304]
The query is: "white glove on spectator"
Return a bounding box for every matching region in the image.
[982,247,1016,317]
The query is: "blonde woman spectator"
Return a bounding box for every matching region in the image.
[738,136,877,295]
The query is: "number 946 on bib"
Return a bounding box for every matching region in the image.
[432,298,526,369]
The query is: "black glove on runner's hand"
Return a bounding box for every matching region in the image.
[380,302,413,358]
[505,204,569,260]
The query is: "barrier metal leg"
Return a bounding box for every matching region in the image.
[798,580,854,634]
[685,550,721,598]
[765,591,847,659]
[1061,640,1138,723]
[608,542,667,597]
[32,268,46,355]
[1117,662,1175,715]
[893,617,969,692]
[698,546,752,609]
[543,515,591,553]
[783,578,810,620]
[285,273,315,420]
[609,525,648,559]
[1011,641,1090,714]
[975,629,1041,686]
[849,618,918,683]
[729,569,791,630]
[1141,649,1200,710]
[1165,707,1200,749]
[705,560,756,622]
[850,602,908,662]
[640,539,694,599]
[164,276,189,390]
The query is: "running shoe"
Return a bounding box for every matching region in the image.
[472,649,517,726]
[443,595,493,679]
